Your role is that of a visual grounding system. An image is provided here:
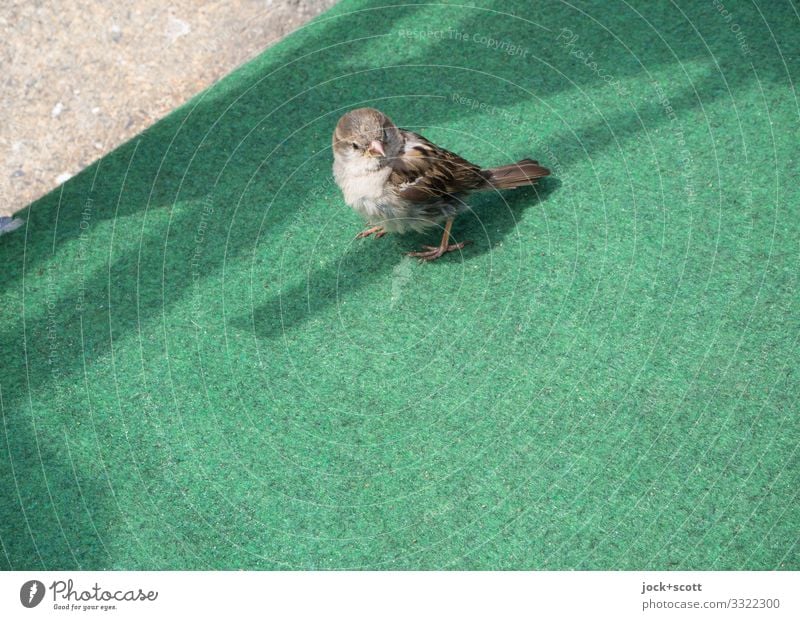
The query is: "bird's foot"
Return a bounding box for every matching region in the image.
[356,225,386,239]
[407,241,469,261]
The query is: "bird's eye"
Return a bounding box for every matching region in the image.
[351,142,359,149]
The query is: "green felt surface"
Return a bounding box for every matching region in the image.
[1,0,798,570]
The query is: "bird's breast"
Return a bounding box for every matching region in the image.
[333,162,393,219]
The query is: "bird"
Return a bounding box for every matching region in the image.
[332,107,550,261]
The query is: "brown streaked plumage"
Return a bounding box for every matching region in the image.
[332,107,550,261]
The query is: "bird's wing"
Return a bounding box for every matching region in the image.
[389,130,488,202]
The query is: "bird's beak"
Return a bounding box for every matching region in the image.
[367,140,385,157]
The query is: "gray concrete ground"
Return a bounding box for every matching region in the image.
[0,0,337,217]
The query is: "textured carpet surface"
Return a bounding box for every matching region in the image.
[1,0,798,570]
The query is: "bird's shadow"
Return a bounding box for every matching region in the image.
[407,176,562,260]
[234,176,561,341]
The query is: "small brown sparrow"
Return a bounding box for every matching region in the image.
[332,107,550,260]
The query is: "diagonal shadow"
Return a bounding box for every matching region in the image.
[236,177,561,340]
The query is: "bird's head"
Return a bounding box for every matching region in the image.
[332,108,403,172]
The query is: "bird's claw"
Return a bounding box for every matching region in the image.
[356,226,386,239]
[407,241,469,261]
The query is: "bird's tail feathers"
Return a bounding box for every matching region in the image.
[483,159,550,190]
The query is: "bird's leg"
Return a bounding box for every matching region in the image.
[407,219,469,261]
[356,225,386,239]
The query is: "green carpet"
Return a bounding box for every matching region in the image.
[1,0,798,570]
